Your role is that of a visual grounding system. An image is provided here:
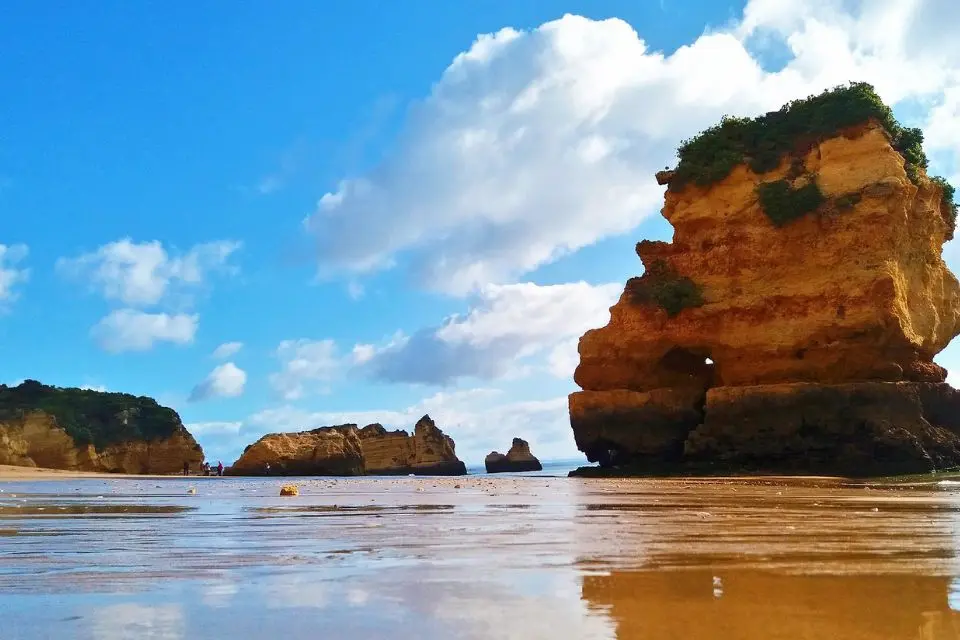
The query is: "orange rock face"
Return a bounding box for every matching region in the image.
[229,425,365,476]
[229,414,466,476]
[359,415,466,476]
[0,410,203,474]
[570,123,960,476]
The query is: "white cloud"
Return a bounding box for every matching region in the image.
[0,244,29,306]
[212,341,243,359]
[79,384,108,392]
[186,421,243,436]
[57,238,241,307]
[269,339,340,400]
[90,603,184,640]
[346,281,365,300]
[305,4,960,296]
[91,309,198,353]
[189,362,247,402]
[359,281,620,384]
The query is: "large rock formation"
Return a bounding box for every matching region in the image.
[358,415,467,476]
[229,414,467,476]
[0,380,204,474]
[570,83,960,476]
[228,425,365,476]
[485,438,543,473]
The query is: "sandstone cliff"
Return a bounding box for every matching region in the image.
[358,415,466,475]
[485,438,543,473]
[228,425,365,476]
[228,414,466,476]
[570,83,960,476]
[0,380,203,474]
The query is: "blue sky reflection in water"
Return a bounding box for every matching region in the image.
[1,0,960,467]
[5,476,960,639]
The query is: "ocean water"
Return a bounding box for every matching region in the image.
[2,474,960,639]
[464,459,586,477]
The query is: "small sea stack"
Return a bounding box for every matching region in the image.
[485,438,543,473]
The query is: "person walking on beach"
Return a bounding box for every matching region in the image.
[217,461,224,477]
[182,461,190,476]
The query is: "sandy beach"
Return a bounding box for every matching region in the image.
[0,464,191,481]
[4,471,960,639]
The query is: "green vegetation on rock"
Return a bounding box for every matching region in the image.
[932,176,958,240]
[0,380,185,450]
[668,83,955,214]
[756,179,825,227]
[627,260,705,317]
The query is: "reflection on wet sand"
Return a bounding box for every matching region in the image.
[4,475,960,639]
[582,570,960,640]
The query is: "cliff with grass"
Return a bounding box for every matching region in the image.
[570,83,960,476]
[0,380,204,473]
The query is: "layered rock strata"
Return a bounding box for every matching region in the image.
[570,85,960,476]
[229,425,365,476]
[485,438,543,473]
[0,380,204,474]
[229,414,466,476]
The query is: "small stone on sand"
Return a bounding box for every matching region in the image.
[280,484,299,496]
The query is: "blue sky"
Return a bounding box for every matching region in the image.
[1,0,959,465]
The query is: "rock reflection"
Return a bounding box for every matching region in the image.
[581,569,960,639]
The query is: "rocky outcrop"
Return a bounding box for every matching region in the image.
[570,83,960,477]
[228,414,466,476]
[358,415,467,475]
[228,425,365,476]
[485,438,543,473]
[0,381,203,474]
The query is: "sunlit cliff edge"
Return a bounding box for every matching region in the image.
[0,380,203,474]
[570,83,960,477]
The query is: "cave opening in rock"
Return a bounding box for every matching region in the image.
[659,346,716,388]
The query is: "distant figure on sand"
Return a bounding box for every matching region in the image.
[182,461,189,476]
[217,461,224,477]
[265,462,271,476]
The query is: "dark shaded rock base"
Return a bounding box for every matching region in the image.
[570,382,960,477]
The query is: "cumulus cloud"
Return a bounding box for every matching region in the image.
[359,281,621,384]
[91,309,198,353]
[212,341,243,359]
[305,2,960,295]
[0,244,29,306]
[189,362,247,402]
[57,238,241,307]
[186,421,243,436]
[268,339,340,400]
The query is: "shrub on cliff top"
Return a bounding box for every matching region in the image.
[931,176,958,240]
[756,179,826,227]
[627,260,705,317]
[668,82,943,196]
[0,380,184,450]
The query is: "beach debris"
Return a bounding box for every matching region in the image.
[187,487,197,495]
[280,484,299,496]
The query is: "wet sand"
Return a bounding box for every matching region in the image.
[3,474,960,639]
[0,464,184,480]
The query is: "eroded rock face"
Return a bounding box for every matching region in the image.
[228,425,365,476]
[229,414,466,476]
[359,415,466,475]
[485,437,543,473]
[0,411,203,474]
[571,118,960,476]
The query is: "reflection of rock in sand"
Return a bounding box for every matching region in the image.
[581,569,960,640]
